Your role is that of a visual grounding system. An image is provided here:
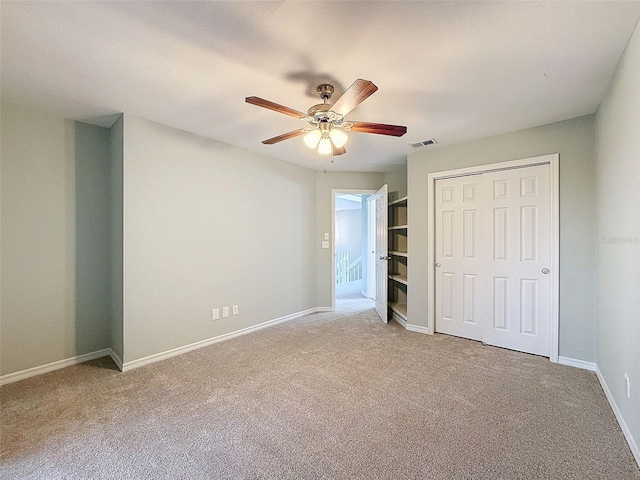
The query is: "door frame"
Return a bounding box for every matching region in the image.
[426,154,560,363]
[331,188,378,311]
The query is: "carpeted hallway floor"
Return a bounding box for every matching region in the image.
[1,305,638,479]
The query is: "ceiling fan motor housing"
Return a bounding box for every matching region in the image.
[307,103,333,123]
[304,84,347,126]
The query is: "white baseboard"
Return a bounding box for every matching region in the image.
[0,307,327,382]
[122,307,321,372]
[0,348,113,386]
[558,356,597,372]
[406,324,431,335]
[108,349,124,371]
[596,366,640,467]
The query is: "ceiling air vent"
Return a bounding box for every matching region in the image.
[410,138,437,148]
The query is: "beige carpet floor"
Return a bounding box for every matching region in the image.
[1,305,638,479]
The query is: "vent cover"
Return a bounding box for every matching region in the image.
[410,138,437,148]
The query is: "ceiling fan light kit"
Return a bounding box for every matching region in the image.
[246,79,407,159]
[329,127,348,148]
[303,128,321,148]
[318,136,333,155]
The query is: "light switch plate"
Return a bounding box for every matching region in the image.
[324,233,330,240]
[212,308,220,320]
[222,306,229,318]
[322,241,329,249]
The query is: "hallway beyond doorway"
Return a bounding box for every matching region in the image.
[335,283,374,313]
[333,190,377,312]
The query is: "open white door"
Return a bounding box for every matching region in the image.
[375,184,388,322]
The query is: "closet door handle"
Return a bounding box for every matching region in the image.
[435,262,441,268]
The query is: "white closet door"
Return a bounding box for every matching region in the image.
[434,164,552,357]
[435,175,483,341]
[482,165,551,356]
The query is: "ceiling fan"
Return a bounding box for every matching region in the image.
[245,79,407,156]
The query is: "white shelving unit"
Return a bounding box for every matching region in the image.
[388,274,408,286]
[390,301,407,320]
[388,195,408,323]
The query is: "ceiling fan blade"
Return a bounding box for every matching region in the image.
[332,144,346,156]
[350,121,407,137]
[331,79,378,117]
[262,129,307,145]
[246,96,306,119]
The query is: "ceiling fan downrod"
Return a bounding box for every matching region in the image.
[317,84,334,103]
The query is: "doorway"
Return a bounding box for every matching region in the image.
[427,154,560,361]
[332,190,377,312]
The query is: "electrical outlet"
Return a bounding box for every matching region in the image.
[322,241,329,249]
[232,305,238,315]
[222,306,229,318]
[212,308,220,320]
[624,373,630,398]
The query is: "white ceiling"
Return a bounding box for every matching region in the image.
[2,1,639,172]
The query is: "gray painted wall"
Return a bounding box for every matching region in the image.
[74,121,112,363]
[596,20,640,454]
[315,171,384,308]
[109,115,124,362]
[1,103,111,374]
[384,166,408,199]
[0,106,389,371]
[121,115,317,363]
[407,115,597,362]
